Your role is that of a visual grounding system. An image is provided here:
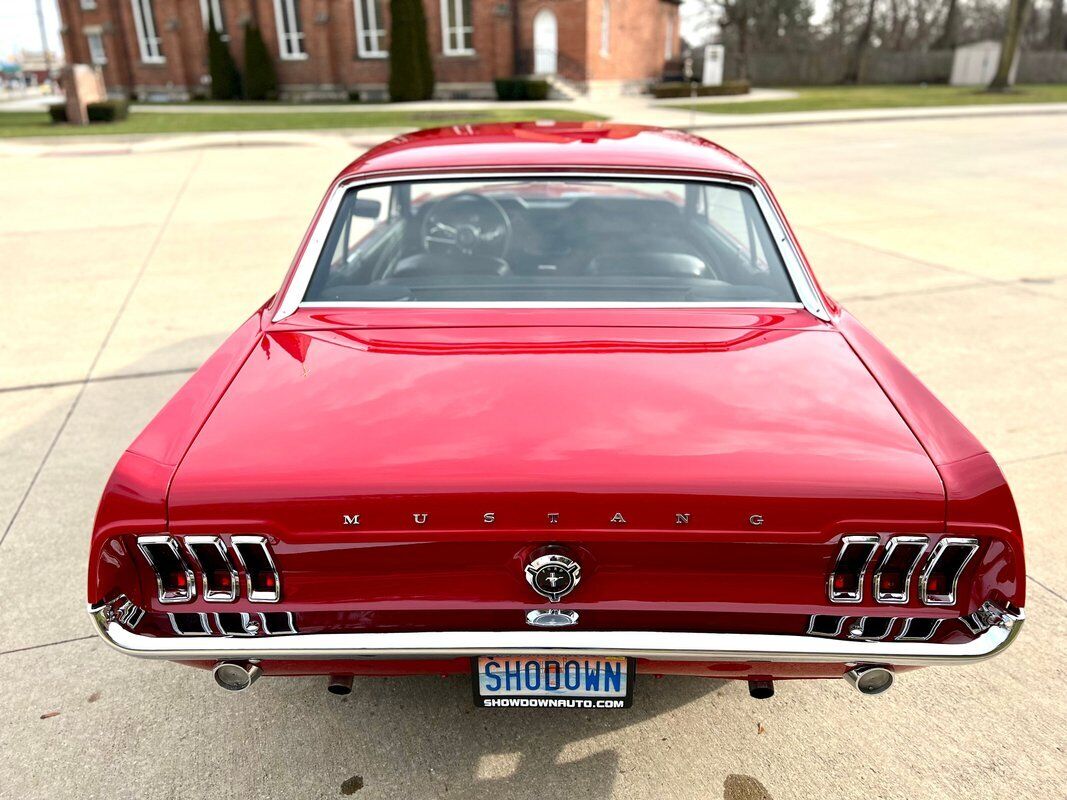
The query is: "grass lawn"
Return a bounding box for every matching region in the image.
[0,106,602,138]
[681,84,1067,115]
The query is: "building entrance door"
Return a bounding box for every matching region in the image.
[533,9,558,74]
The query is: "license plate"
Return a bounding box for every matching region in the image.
[472,656,634,708]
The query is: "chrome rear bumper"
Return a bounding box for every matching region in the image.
[88,603,1024,667]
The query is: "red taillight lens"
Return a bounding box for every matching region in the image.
[872,536,928,604]
[186,536,238,602]
[232,536,281,602]
[137,536,195,603]
[828,536,879,603]
[919,538,979,606]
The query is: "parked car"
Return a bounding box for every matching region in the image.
[88,122,1024,706]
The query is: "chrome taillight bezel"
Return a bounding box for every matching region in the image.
[184,535,239,603]
[230,535,281,603]
[137,535,196,604]
[872,535,929,604]
[828,535,880,603]
[918,537,980,606]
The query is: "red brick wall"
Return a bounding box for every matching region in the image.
[55,0,673,98]
[585,0,677,83]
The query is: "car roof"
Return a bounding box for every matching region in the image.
[336,122,761,181]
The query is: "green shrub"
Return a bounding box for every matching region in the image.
[243,21,278,101]
[48,101,128,124]
[207,12,242,100]
[651,80,751,99]
[389,0,435,101]
[86,99,129,122]
[494,79,550,101]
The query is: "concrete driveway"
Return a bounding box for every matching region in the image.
[0,115,1064,800]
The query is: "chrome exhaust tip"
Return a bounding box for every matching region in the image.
[844,665,894,695]
[327,675,353,696]
[212,661,262,692]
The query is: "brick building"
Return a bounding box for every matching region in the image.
[58,0,681,101]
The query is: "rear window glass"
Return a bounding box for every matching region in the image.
[303,178,798,304]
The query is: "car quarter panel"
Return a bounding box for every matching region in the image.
[88,309,266,604]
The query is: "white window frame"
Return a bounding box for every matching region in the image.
[273,0,307,60]
[354,0,387,58]
[86,29,107,65]
[80,0,98,10]
[600,0,610,57]
[440,0,474,56]
[199,0,226,34]
[130,0,165,64]
[664,16,673,60]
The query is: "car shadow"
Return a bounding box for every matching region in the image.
[295,672,728,799]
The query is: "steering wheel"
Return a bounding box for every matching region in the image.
[421,192,511,258]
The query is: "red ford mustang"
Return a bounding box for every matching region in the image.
[88,123,1024,705]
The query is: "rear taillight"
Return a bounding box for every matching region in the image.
[185,536,238,602]
[919,537,979,606]
[828,535,879,603]
[872,536,928,604]
[231,536,281,602]
[137,535,195,603]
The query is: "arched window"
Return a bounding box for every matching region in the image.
[600,0,610,57]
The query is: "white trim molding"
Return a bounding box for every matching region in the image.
[273,0,308,60]
[130,0,165,64]
[354,0,387,58]
[441,0,474,56]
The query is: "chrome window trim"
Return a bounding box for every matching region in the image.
[136,535,196,604]
[184,535,239,603]
[230,535,281,603]
[897,618,943,642]
[828,535,880,604]
[919,537,980,606]
[89,603,1024,666]
[271,171,831,323]
[168,612,212,636]
[872,535,929,605]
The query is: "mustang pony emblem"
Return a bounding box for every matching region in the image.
[525,554,581,603]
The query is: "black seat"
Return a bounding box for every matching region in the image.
[587,252,709,278]
[391,253,511,278]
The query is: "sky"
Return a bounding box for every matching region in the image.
[1,0,835,62]
[1,0,62,61]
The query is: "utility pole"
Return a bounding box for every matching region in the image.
[35,0,54,82]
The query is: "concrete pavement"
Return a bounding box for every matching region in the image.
[0,115,1064,799]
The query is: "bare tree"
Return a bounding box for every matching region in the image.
[988,0,1031,91]
[842,0,877,82]
[1049,0,1066,49]
[933,0,960,49]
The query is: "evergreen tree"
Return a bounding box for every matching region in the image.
[389,0,435,101]
[206,11,241,100]
[243,20,278,101]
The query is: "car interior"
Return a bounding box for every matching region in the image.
[303,179,800,304]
